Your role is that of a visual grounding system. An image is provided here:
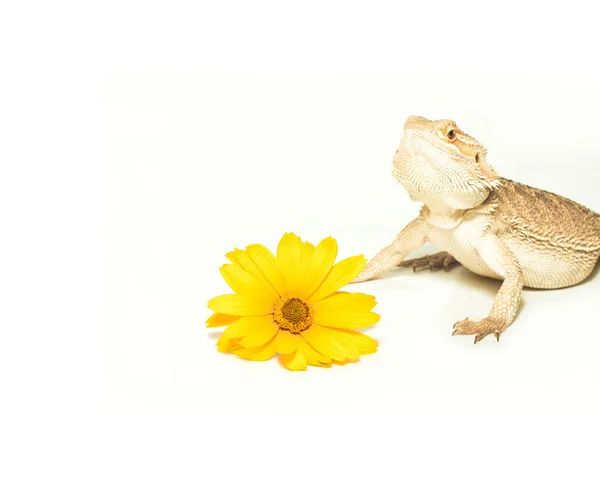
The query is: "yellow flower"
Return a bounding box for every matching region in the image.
[207,233,380,371]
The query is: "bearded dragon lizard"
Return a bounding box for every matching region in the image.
[353,116,600,343]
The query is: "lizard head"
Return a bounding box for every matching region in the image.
[392,116,499,211]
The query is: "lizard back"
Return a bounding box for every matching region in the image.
[494,178,600,254]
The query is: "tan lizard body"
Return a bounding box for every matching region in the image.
[353,116,600,343]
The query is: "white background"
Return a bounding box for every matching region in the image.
[3,1,600,484]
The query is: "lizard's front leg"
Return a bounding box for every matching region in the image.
[452,239,524,343]
[352,217,427,283]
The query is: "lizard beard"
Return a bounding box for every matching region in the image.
[392,138,498,212]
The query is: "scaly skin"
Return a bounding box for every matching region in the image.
[353,116,600,343]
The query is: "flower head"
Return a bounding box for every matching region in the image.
[207,233,380,370]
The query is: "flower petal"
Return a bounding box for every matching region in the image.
[220,315,275,341]
[308,255,367,302]
[226,249,280,299]
[239,321,279,347]
[232,336,277,361]
[276,233,304,293]
[302,325,377,361]
[274,331,301,354]
[314,291,377,312]
[280,346,307,371]
[313,292,380,329]
[302,240,315,264]
[245,244,285,296]
[324,327,378,355]
[206,313,240,328]
[300,340,332,367]
[299,236,338,298]
[208,294,274,316]
[301,324,352,361]
[219,264,265,296]
[217,335,243,353]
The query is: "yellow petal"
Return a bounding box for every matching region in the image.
[308,255,367,303]
[219,264,265,296]
[299,236,338,297]
[276,233,304,293]
[206,313,240,328]
[301,324,350,361]
[280,346,307,371]
[274,331,301,354]
[217,335,243,353]
[302,325,377,361]
[232,336,277,361]
[325,327,378,355]
[208,294,274,316]
[314,291,377,312]
[313,292,380,329]
[220,315,275,341]
[316,311,380,330]
[239,321,279,347]
[245,244,285,296]
[300,340,332,367]
[302,240,315,264]
[226,249,280,299]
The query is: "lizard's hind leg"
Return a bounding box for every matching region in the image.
[398,252,460,272]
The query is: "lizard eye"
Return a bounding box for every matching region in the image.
[447,129,456,141]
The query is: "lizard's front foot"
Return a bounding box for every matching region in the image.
[452,317,505,344]
[398,252,459,272]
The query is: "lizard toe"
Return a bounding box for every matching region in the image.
[452,317,503,343]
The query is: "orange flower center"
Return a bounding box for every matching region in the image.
[274,297,312,334]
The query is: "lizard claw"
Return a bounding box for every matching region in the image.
[452,317,504,343]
